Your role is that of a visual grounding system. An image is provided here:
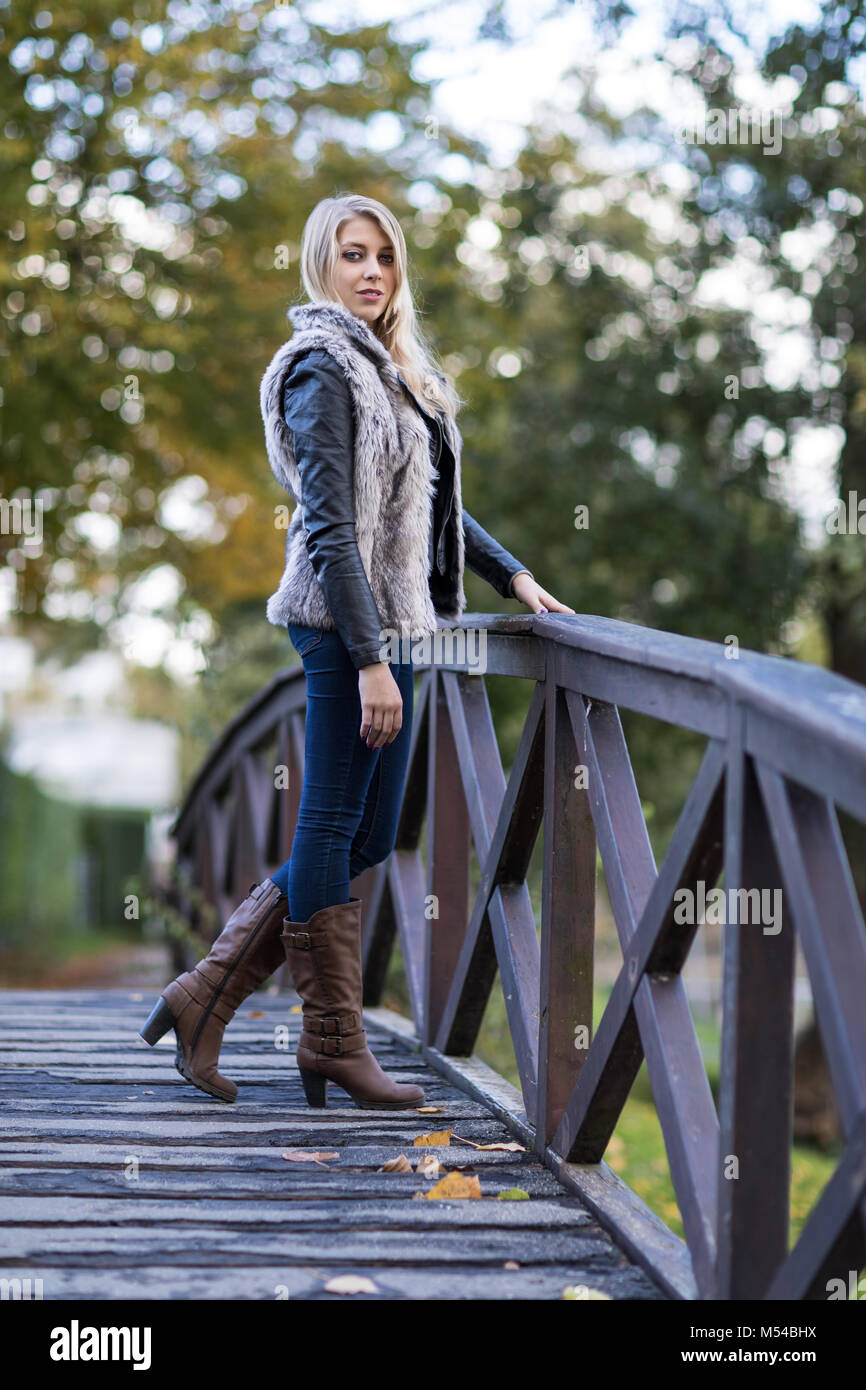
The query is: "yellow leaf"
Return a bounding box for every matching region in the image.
[248,1010,265,1017]
[415,1105,444,1113]
[424,1171,482,1200]
[324,1275,379,1295]
[413,1128,453,1147]
[504,1261,520,1270]
[290,1005,302,1013]
[378,1154,413,1173]
[496,1187,530,1200]
[415,1154,441,1178]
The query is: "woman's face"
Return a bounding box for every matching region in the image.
[333,215,397,325]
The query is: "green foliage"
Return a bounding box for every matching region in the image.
[0,0,483,649]
[0,759,147,974]
[125,862,215,959]
[3,4,819,684]
[0,760,82,952]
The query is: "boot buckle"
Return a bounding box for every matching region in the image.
[287,931,312,950]
[322,1036,343,1056]
[317,1015,342,1036]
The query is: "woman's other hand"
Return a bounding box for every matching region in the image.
[511,571,575,615]
[358,663,403,748]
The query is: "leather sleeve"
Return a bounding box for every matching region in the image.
[282,349,387,670]
[462,508,534,599]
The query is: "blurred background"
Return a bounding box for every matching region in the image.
[2,0,865,1243]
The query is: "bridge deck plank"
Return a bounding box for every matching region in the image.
[0,989,666,1302]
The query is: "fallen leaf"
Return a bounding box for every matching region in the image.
[128,993,143,1002]
[281,1150,339,1167]
[378,1154,413,1173]
[496,1187,530,1200]
[248,1010,265,1017]
[562,1285,612,1300]
[324,1274,379,1295]
[504,1261,520,1270]
[290,1005,302,1013]
[143,1090,154,1095]
[413,1128,453,1147]
[415,1154,441,1178]
[424,1171,482,1200]
[415,1105,444,1113]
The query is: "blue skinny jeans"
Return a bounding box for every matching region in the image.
[270,623,415,922]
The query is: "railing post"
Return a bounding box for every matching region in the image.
[423,667,472,1046]
[195,801,230,937]
[273,715,302,873]
[537,672,596,1153]
[230,755,268,899]
[715,702,795,1297]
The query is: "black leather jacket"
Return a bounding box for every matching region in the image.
[281,348,534,669]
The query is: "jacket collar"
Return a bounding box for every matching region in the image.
[286,301,448,426]
[287,298,399,381]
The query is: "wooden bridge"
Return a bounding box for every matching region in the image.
[0,987,665,1301]
[3,611,866,1301]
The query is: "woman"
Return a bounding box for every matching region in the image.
[141,192,574,1111]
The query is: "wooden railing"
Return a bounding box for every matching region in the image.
[170,612,866,1300]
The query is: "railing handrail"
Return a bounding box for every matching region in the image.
[537,612,866,757]
[172,610,866,842]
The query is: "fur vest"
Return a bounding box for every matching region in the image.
[259,299,467,642]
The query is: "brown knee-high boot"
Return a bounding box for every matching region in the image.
[283,897,425,1109]
[140,878,287,1101]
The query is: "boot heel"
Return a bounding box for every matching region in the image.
[300,1067,327,1107]
[139,997,175,1046]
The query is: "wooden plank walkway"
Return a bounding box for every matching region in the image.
[0,988,666,1301]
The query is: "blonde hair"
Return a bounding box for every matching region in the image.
[297,192,462,420]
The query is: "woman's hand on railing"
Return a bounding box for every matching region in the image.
[358,662,404,748]
[511,571,575,615]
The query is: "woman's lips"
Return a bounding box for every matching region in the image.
[358,290,382,298]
